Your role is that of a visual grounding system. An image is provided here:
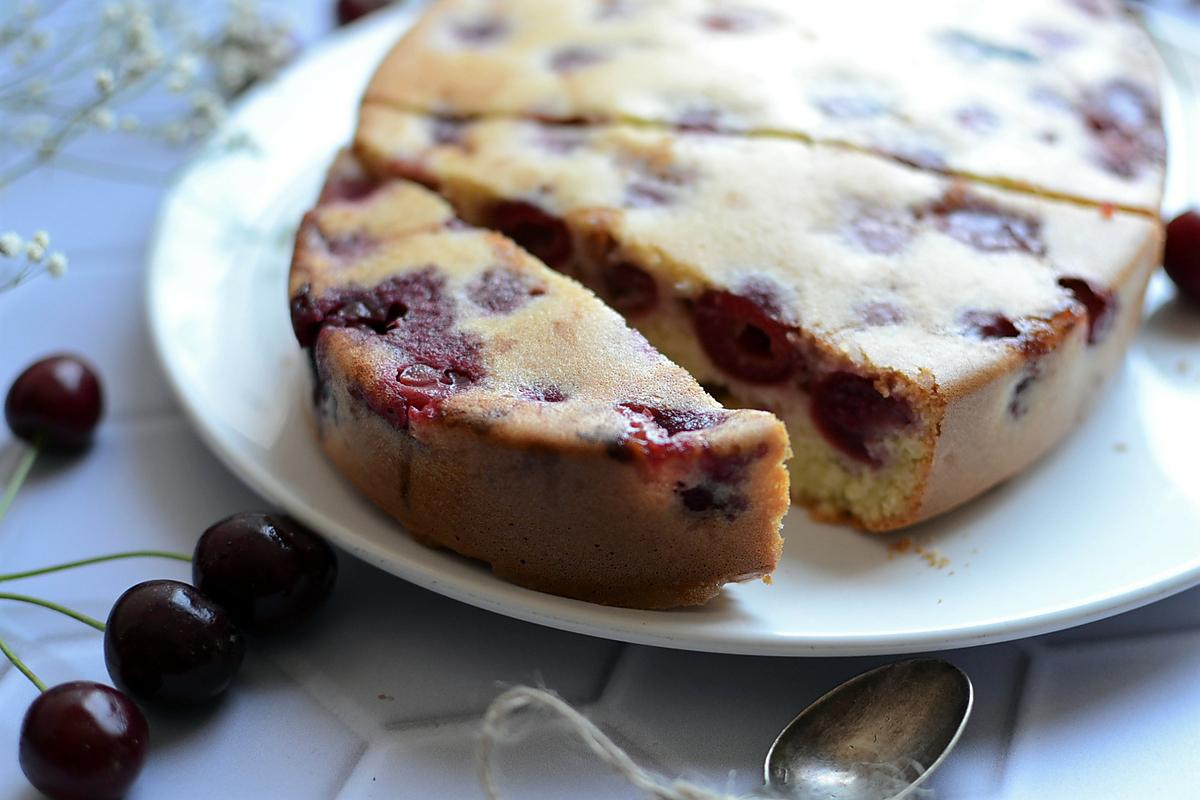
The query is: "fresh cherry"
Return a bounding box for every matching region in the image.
[335,0,394,25]
[19,681,148,800]
[105,579,245,704]
[1164,209,1200,305]
[5,355,103,451]
[194,512,338,633]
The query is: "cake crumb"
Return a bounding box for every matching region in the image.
[1113,442,1128,453]
[1099,202,1115,219]
[914,543,950,569]
[888,537,914,558]
[1178,359,1192,375]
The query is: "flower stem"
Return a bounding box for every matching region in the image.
[0,550,192,582]
[0,633,45,692]
[0,592,105,632]
[0,441,39,525]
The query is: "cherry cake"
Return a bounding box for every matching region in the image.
[290,0,1166,604]
[352,111,1161,530]
[290,152,790,608]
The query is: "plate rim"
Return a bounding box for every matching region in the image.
[144,7,1200,657]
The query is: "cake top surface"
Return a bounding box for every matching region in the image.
[291,152,783,456]
[364,0,1164,213]
[356,108,1160,392]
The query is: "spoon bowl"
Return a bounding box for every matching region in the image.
[764,659,973,800]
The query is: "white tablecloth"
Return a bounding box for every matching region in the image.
[1,3,1199,798]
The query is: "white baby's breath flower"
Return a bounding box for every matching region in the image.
[24,240,45,263]
[0,0,296,225]
[94,68,115,95]
[31,230,49,249]
[90,107,116,130]
[173,52,199,78]
[0,233,23,258]
[45,251,68,278]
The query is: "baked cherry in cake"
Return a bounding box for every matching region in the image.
[353,109,1162,529]
[290,152,789,608]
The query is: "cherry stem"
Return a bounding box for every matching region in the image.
[0,440,40,526]
[0,550,192,582]
[0,633,46,692]
[0,592,106,632]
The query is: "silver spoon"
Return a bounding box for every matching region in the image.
[764,659,973,800]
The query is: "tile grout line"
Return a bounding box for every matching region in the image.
[586,642,628,705]
[329,737,372,800]
[991,644,1036,800]
[1037,621,1200,650]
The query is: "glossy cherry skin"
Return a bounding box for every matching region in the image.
[335,0,393,25]
[1164,209,1200,305]
[5,355,103,451]
[19,681,148,800]
[105,580,245,705]
[193,512,338,633]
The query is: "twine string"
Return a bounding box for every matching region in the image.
[478,686,936,800]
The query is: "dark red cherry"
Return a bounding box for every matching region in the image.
[1057,277,1116,344]
[488,201,573,268]
[335,0,393,25]
[603,261,659,315]
[19,681,148,800]
[1164,209,1200,305]
[811,372,913,465]
[615,403,727,458]
[194,512,338,633]
[105,580,245,704]
[960,310,1020,339]
[693,290,799,384]
[5,355,103,451]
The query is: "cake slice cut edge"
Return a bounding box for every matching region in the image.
[361,0,1164,214]
[289,151,791,608]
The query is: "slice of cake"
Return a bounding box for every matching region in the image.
[290,153,790,608]
[354,110,1162,529]
[362,0,1163,212]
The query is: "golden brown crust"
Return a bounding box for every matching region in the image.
[314,331,790,608]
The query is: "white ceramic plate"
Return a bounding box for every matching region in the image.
[147,6,1200,656]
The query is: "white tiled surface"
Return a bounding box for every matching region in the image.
[2,3,1200,799]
